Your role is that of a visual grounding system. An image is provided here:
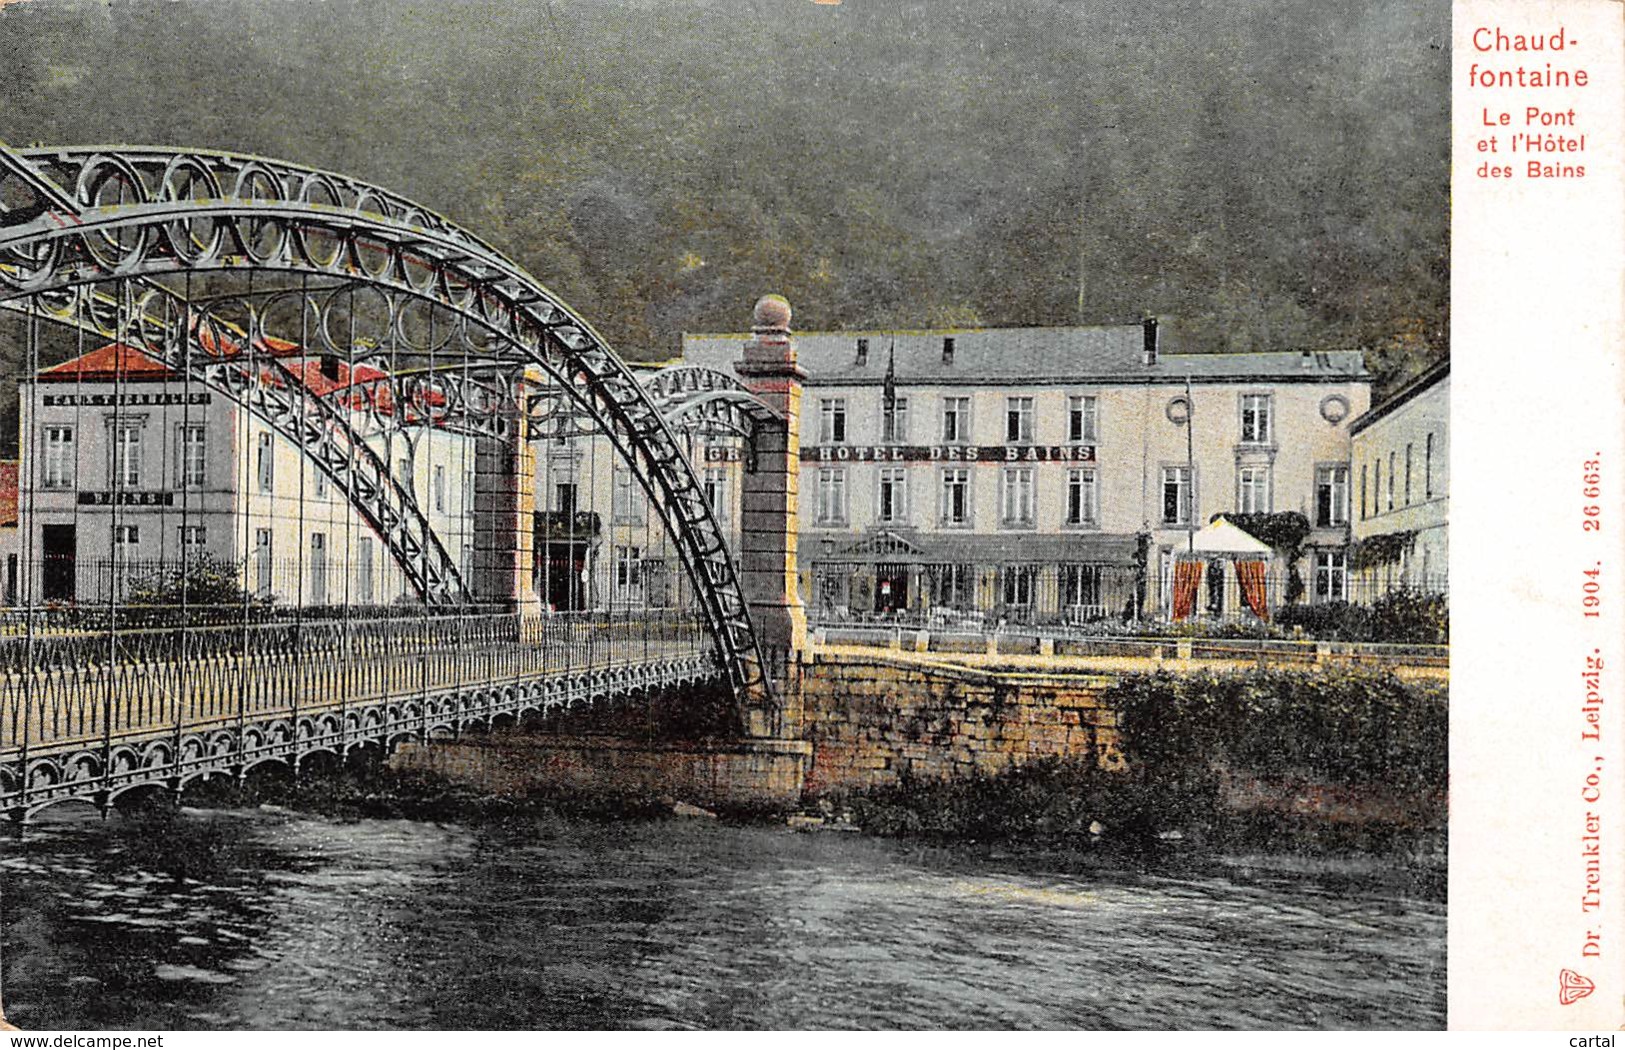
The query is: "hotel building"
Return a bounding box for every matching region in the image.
[5,342,481,609]
[1348,358,1449,597]
[682,320,1373,623]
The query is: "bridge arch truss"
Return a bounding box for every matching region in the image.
[0,142,771,705]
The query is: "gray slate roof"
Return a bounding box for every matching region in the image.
[681,325,1366,385]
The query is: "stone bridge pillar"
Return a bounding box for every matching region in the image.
[734,295,809,687]
[472,371,538,610]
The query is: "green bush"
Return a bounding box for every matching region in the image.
[122,555,275,626]
[1367,589,1448,644]
[842,757,1125,841]
[1275,601,1368,640]
[1105,668,1447,794]
[1275,590,1447,644]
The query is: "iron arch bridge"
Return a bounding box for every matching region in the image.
[0,139,777,820]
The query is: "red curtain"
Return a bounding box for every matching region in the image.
[1236,559,1270,621]
[1172,559,1205,621]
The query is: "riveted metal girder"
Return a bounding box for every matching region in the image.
[640,365,784,444]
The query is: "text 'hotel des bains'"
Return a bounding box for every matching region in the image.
[682,318,1401,627]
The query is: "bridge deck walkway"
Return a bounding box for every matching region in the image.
[1,612,721,815]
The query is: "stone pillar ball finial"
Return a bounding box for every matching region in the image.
[753,294,792,331]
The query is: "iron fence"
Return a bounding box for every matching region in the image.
[0,607,712,758]
[808,559,1446,629]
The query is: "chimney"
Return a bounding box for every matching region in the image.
[320,354,342,382]
[942,336,955,364]
[1141,316,1159,366]
[1300,349,1314,370]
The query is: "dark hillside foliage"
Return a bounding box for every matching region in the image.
[0,0,1448,455]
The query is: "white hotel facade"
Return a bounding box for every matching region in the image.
[3,343,702,616]
[683,320,1374,623]
[7,342,480,608]
[1349,358,1450,596]
[4,321,1415,626]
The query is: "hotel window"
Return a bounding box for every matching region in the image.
[941,397,971,443]
[178,524,206,550]
[112,423,143,488]
[877,467,908,525]
[254,529,273,595]
[819,399,848,444]
[313,465,329,500]
[433,464,446,514]
[1001,565,1037,608]
[703,467,729,526]
[1067,395,1098,443]
[554,481,578,518]
[882,397,910,443]
[113,524,140,548]
[396,457,411,488]
[1065,468,1098,527]
[256,432,274,494]
[1000,467,1035,528]
[1387,452,1396,511]
[180,425,206,488]
[940,468,970,526]
[1240,394,1272,444]
[1162,465,1192,526]
[1404,444,1413,506]
[42,426,74,489]
[613,467,644,523]
[1425,433,1435,499]
[1373,459,1382,515]
[1316,465,1350,527]
[1062,564,1104,616]
[614,546,643,603]
[1237,465,1271,514]
[1360,464,1368,520]
[1314,550,1348,603]
[1005,397,1034,443]
[932,563,973,608]
[309,532,328,605]
[815,467,848,526]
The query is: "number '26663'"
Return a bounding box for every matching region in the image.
[1582,459,1602,532]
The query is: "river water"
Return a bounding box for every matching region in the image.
[0,805,1443,1030]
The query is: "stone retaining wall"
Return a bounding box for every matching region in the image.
[796,652,1123,795]
[387,652,1127,806]
[390,733,811,806]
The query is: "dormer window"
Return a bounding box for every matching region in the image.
[942,336,955,364]
[856,338,869,366]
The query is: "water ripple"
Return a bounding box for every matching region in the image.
[1,809,1443,1030]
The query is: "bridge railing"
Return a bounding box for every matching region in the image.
[0,609,713,756]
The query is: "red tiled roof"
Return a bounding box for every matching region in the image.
[0,461,17,527]
[35,342,446,421]
[280,359,449,420]
[37,327,300,384]
[283,358,389,398]
[36,343,179,382]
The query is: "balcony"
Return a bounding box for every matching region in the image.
[535,510,601,542]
